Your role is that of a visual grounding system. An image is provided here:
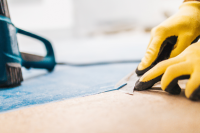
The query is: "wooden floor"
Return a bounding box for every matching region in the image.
[0,90,200,133]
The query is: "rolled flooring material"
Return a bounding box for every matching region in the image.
[0,64,137,112]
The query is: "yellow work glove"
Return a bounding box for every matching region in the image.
[136,1,200,76]
[135,42,200,100]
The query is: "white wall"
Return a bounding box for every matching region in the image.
[73,0,183,36]
[7,0,73,31]
[6,0,184,37]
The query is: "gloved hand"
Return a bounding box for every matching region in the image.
[135,41,200,100]
[136,1,200,76]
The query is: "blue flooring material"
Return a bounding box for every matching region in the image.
[0,63,138,112]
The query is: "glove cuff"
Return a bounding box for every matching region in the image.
[180,1,200,10]
[184,0,200,2]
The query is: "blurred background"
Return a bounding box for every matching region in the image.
[7,0,183,64]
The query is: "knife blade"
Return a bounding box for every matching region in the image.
[115,70,187,95]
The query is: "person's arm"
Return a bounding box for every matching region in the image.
[184,0,200,2]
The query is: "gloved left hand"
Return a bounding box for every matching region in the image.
[135,41,200,100]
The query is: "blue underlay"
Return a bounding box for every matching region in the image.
[0,63,137,112]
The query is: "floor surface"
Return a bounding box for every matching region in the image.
[1,33,199,133]
[0,90,200,133]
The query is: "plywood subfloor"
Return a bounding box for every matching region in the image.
[0,90,200,133]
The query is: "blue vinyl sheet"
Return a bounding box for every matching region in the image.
[0,63,138,112]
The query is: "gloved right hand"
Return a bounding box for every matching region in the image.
[136,1,200,76]
[135,41,200,100]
